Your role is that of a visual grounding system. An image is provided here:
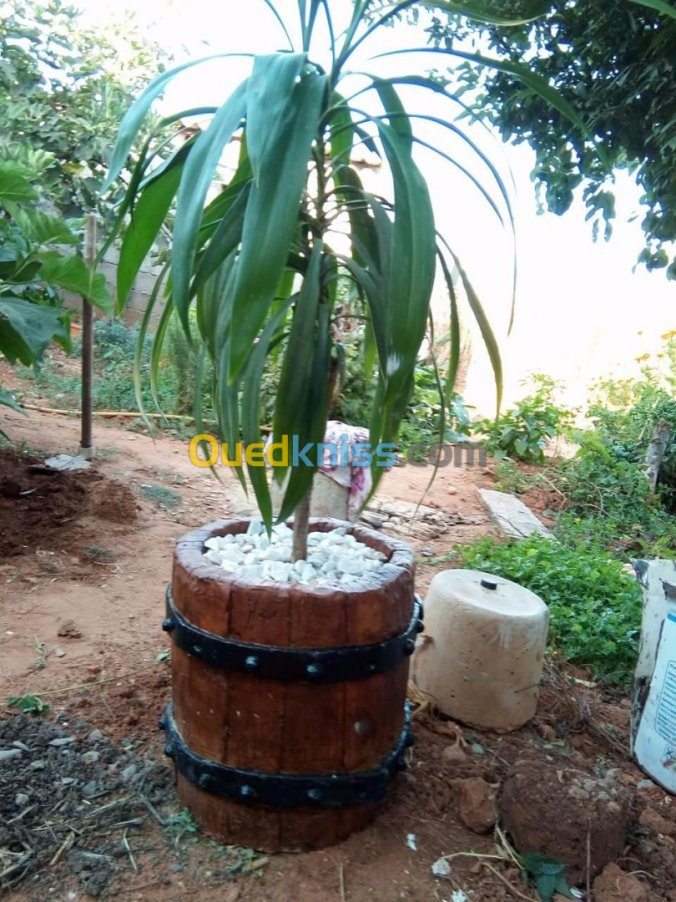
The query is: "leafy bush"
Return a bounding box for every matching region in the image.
[0,154,110,422]
[550,433,675,557]
[586,342,676,508]
[453,535,642,685]
[88,319,175,413]
[163,312,213,417]
[398,362,473,452]
[541,345,676,556]
[22,318,180,422]
[476,375,573,463]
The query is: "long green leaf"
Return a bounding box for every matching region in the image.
[133,261,170,428]
[412,136,504,225]
[171,80,248,333]
[628,0,676,17]
[104,53,252,188]
[273,243,323,445]
[376,48,611,168]
[422,0,553,25]
[246,54,308,181]
[191,182,251,299]
[326,92,354,169]
[438,250,461,393]
[241,295,296,529]
[278,300,331,523]
[228,65,327,381]
[116,159,183,313]
[260,0,295,49]
[441,240,503,415]
[373,79,413,150]
[215,352,246,492]
[148,291,176,417]
[376,120,436,401]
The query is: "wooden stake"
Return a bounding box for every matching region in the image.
[80,213,97,460]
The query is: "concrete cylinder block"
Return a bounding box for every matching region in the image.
[412,569,549,732]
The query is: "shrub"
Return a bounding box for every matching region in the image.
[586,340,676,509]
[453,535,642,685]
[164,312,213,417]
[476,374,574,463]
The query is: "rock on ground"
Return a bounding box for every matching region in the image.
[592,863,648,901]
[454,777,497,834]
[499,757,631,883]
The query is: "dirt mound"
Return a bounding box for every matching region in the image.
[0,450,138,557]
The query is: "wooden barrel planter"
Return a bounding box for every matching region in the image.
[160,517,421,852]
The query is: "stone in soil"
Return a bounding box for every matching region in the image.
[592,863,649,901]
[639,807,676,837]
[57,619,82,638]
[203,521,387,587]
[499,757,631,883]
[454,777,497,834]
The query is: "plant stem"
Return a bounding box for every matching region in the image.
[292,488,312,562]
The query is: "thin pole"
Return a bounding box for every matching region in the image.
[80,213,97,460]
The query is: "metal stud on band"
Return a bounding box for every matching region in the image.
[163,586,423,683]
[160,703,412,810]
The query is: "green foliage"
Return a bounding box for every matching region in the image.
[108,1,595,527]
[398,362,473,451]
[18,318,179,420]
[551,441,675,556]
[0,154,111,416]
[518,852,573,902]
[546,346,676,555]
[454,535,643,684]
[164,808,199,847]
[164,310,214,416]
[493,457,536,493]
[139,483,181,508]
[91,318,176,413]
[7,694,50,716]
[427,0,676,277]
[587,346,676,507]
[477,375,573,463]
[0,0,169,220]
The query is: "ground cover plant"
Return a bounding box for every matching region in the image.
[454,534,643,685]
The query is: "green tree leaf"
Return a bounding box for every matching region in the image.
[37,252,111,309]
[0,296,69,365]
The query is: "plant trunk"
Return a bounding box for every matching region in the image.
[644,419,670,492]
[292,488,312,562]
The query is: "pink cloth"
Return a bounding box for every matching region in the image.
[319,421,371,520]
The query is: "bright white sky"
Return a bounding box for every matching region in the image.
[79,0,674,412]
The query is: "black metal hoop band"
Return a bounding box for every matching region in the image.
[163,586,424,683]
[160,703,413,809]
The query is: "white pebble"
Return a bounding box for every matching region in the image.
[203,524,386,588]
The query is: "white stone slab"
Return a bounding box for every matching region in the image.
[477,488,553,540]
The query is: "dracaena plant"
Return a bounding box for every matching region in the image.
[104,0,599,559]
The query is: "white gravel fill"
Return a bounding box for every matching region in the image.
[203,521,387,587]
